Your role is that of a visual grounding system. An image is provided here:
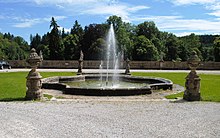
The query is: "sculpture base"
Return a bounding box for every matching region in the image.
[183,92,201,101]
[184,71,201,101]
[26,70,42,100]
[77,72,83,75]
[25,90,42,100]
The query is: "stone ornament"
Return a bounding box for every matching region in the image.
[183,51,201,101]
[25,48,43,100]
[125,58,131,75]
[77,50,84,75]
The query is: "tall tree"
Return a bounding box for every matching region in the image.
[48,17,64,60]
[30,33,41,50]
[71,20,84,38]
[70,20,84,53]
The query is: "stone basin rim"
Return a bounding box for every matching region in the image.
[42,74,173,96]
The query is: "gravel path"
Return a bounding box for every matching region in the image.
[0,101,219,138]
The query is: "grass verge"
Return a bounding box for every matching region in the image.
[132,72,220,102]
[0,71,219,102]
[0,72,74,101]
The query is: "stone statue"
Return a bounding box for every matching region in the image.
[125,58,131,75]
[77,50,84,75]
[25,48,43,100]
[183,51,201,101]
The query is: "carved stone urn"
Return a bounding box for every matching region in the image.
[183,51,201,101]
[25,48,43,100]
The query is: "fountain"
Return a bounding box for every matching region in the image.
[42,24,173,96]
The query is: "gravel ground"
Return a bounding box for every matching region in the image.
[0,101,219,138]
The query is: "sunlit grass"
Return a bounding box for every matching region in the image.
[132,72,220,102]
[0,71,219,102]
[0,72,74,101]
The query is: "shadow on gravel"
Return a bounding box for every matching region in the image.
[169,99,188,103]
[0,97,25,102]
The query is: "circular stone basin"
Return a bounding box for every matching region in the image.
[42,74,173,96]
[65,80,148,89]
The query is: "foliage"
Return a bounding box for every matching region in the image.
[214,37,220,62]
[136,21,160,40]
[63,34,80,60]
[0,32,29,60]
[134,35,159,61]
[82,23,108,59]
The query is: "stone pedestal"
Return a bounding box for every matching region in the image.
[26,69,42,100]
[25,48,43,100]
[183,71,201,101]
[183,51,201,101]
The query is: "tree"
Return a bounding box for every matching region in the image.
[70,20,84,55]
[136,21,160,40]
[179,33,202,60]
[63,34,80,60]
[71,20,84,39]
[82,24,108,59]
[133,35,159,61]
[214,37,220,62]
[106,15,123,31]
[89,38,106,60]
[178,41,190,61]
[30,33,41,50]
[165,34,179,61]
[48,17,64,60]
[106,16,133,59]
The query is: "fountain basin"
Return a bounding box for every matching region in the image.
[42,74,173,96]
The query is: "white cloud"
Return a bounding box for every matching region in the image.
[168,0,217,5]
[33,0,98,5]
[0,0,150,23]
[128,6,150,12]
[27,0,149,22]
[82,3,149,22]
[132,15,220,35]
[206,1,220,17]
[167,0,220,19]
[13,19,41,28]
[13,16,66,28]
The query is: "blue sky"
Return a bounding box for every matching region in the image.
[0,0,220,43]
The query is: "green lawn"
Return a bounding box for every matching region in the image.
[0,72,74,101]
[0,71,219,102]
[132,72,220,102]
